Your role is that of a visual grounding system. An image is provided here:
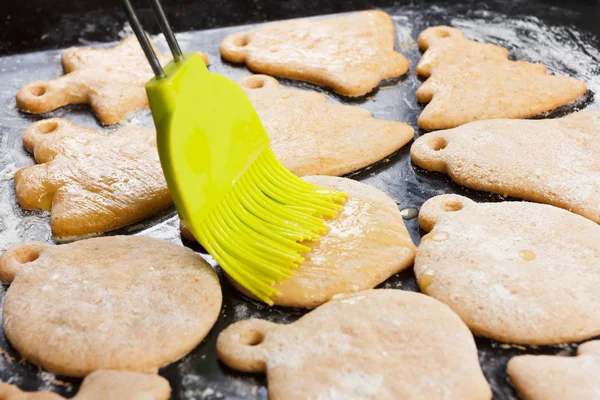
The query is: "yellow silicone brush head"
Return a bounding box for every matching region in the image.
[146,53,345,305]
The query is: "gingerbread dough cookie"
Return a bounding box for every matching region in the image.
[16,36,208,125]
[416,26,587,130]
[507,341,600,400]
[416,194,600,345]
[221,11,408,97]
[238,75,414,176]
[411,111,600,223]
[218,290,491,399]
[182,176,416,307]
[0,236,221,377]
[0,370,171,400]
[14,118,171,238]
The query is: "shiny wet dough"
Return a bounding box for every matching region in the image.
[14,118,171,238]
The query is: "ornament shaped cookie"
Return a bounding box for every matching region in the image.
[238,75,414,176]
[182,176,416,307]
[411,111,600,223]
[14,118,171,238]
[0,236,221,377]
[16,36,208,125]
[221,11,409,97]
[415,26,587,130]
[0,370,171,400]
[218,290,491,400]
[416,194,600,345]
[507,341,600,400]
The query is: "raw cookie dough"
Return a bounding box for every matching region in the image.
[507,341,600,400]
[415,26,587,130]
[0,370,171,400]
[16,36,208,125]
[182,176,416,307]
[217,289,491,400]
[416,194,600,345]
[0,236,222,377]
[220,11,409,97]
[239,75,414,176]
[14,118,171,238]
[410,111,600,223]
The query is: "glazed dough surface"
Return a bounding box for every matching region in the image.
[14,118,171,238]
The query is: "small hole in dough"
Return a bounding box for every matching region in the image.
[30,85,47,97]
[245,78,265,89]
[442,201,463,212]
[234,35,250,47]
[431,137,448,151]
[243,330,265,346]
[38,121,59,134]
[437,30,450,38]
[13,248,41,264]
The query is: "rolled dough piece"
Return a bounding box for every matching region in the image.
[217,289,491,400]
[416,194,600,345]
[16,36,208,125]
[14,118,171,238]
[238,75,414,176]
[0,370,171,400]
[410,111,600,223]
[182,176,416,307]
[415,26,587,130]
[507,341,600,400]
[220,11,409,97]
[0,236,222,377]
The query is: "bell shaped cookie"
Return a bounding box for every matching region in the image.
[238,75,414,176]
[16,36,208,125]
[218,290,491,400]
[507,341,600,400]
[416,194,600,345]
[182,176,417,307]
[221,11,409,97]
[0,370,171,400]
[14,118,171,238]
[416,26,586,130]
[0,236,222,377]
[411,111,600,223]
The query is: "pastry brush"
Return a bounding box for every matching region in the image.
[123,0,346,305]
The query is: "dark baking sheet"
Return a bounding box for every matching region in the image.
[1,1,599,399]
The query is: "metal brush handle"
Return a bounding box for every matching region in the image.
[122,0,183,79]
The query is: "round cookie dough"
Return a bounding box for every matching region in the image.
[415,194,600,345]
[0,236,222,377]
[182,176,416,307]
[217,289,492,400]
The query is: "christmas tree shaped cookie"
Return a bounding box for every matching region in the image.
[221,11,409,97]
[14,118,171,238]
[238,75,414,176]
[416,26,587,130]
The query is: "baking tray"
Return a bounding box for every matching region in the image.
[1,1,599,399]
